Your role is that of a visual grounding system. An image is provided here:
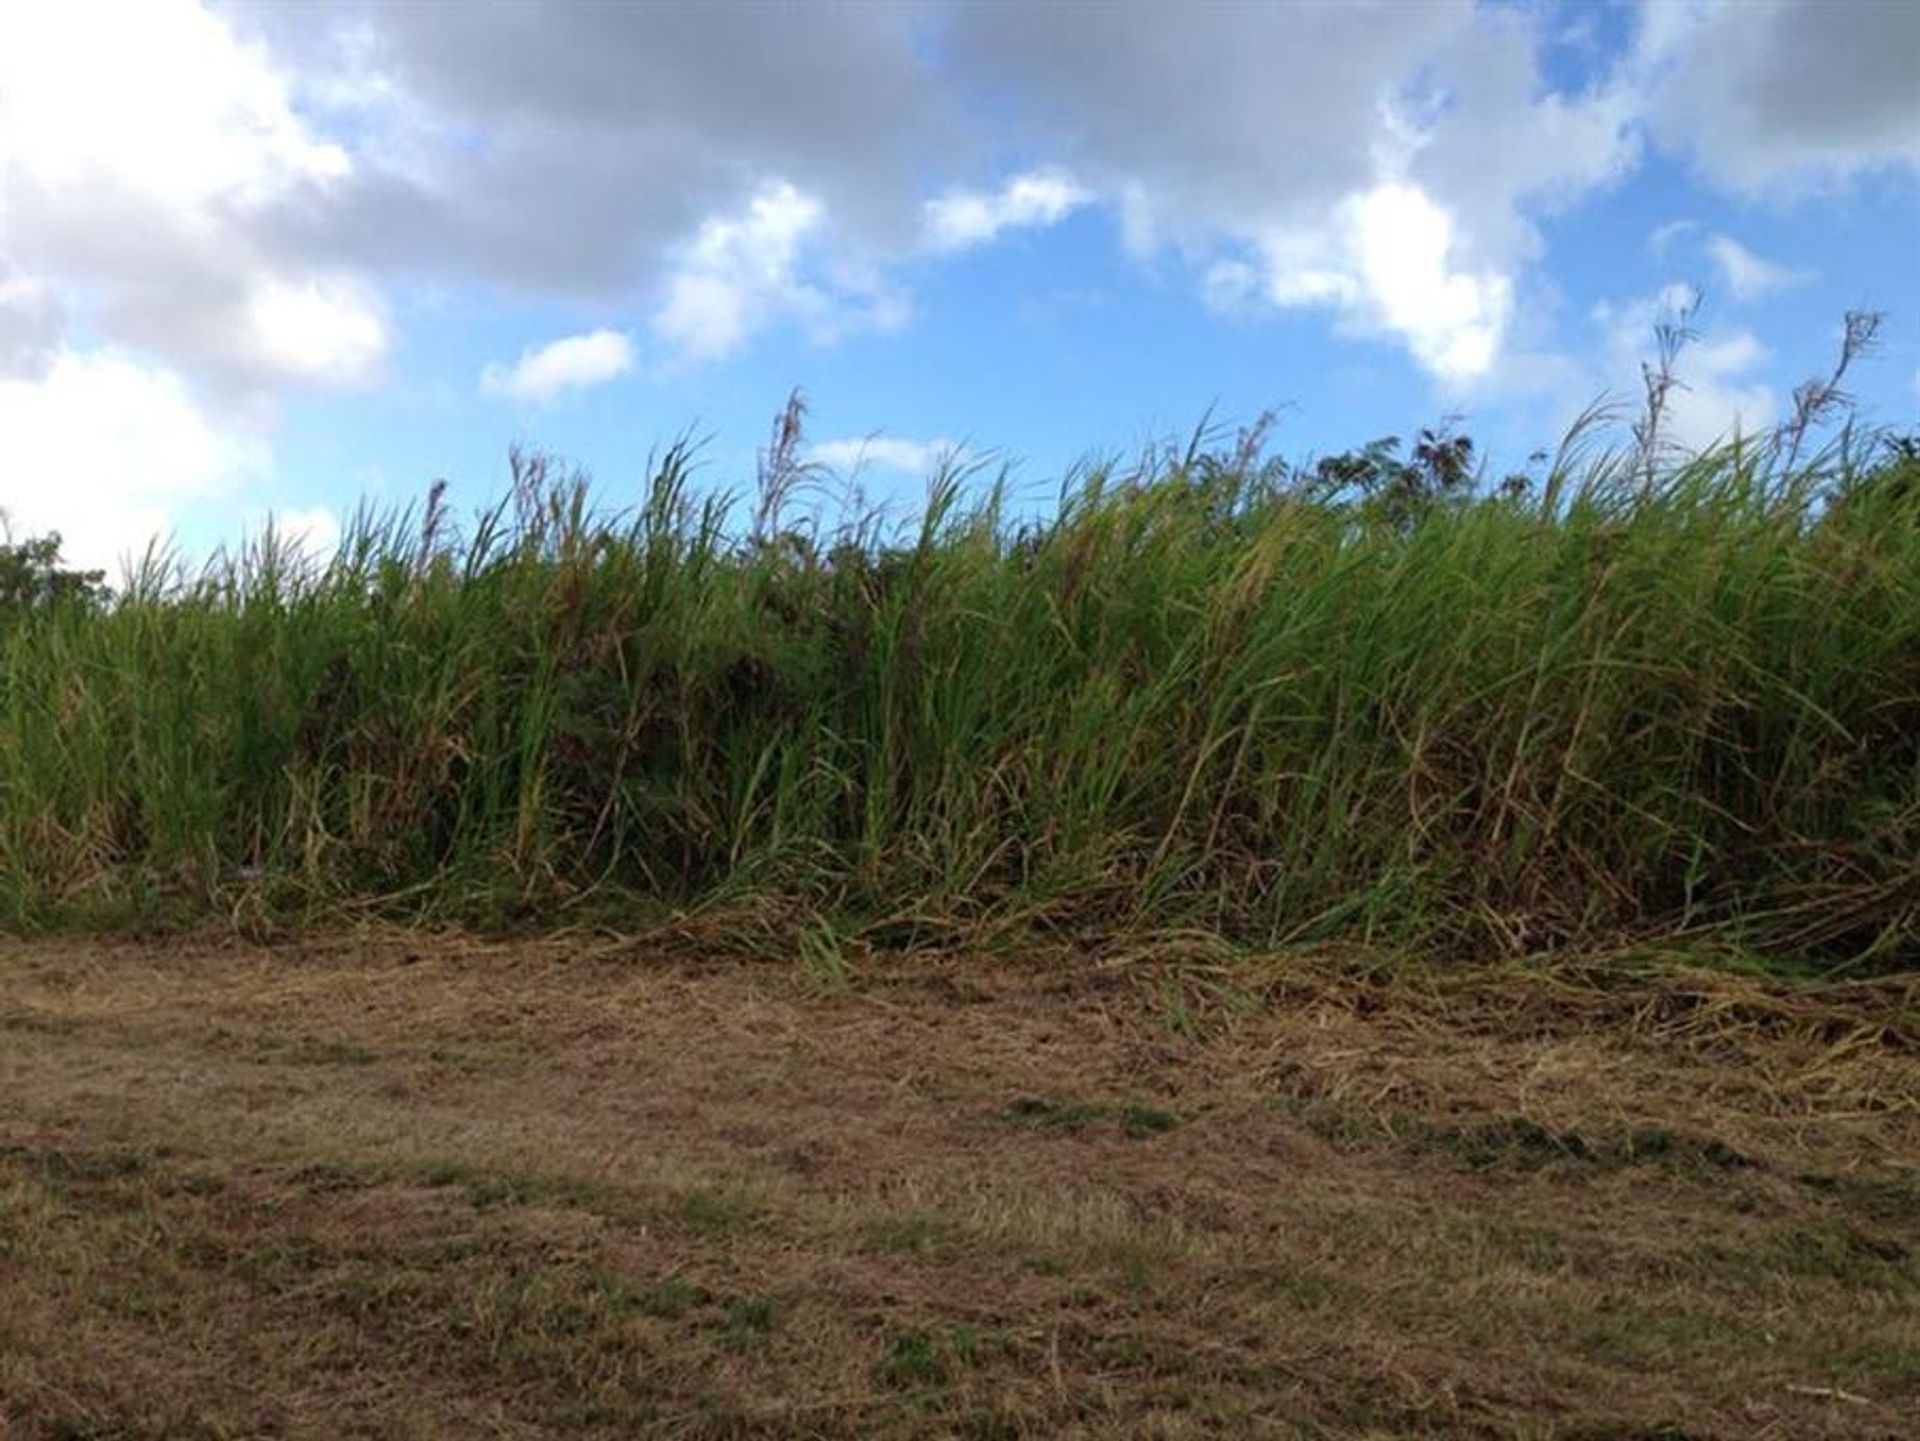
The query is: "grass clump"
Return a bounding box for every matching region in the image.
[0,401,1914,971]
[880,1324,982,1390]
[1005,1097,1180,1138]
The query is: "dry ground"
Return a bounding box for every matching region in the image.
[0,931,1914,1439]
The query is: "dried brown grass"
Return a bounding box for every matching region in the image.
[0,931,1914,1437]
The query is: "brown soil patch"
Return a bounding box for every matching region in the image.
[0,931,1914,1437]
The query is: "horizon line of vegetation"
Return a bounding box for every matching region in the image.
[0,311,1914,971]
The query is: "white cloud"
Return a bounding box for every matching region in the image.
[652,180,903,361]
[923,170,1090,252]
[807,436,962,475]
[480,328,635,403]
[654,182,824,360]
[0,0,349,212]
[1406,9,1641,259]
[1705,235,1806,302]
[245,275,389,386]
[941,5,1629,384]
[10,0,1905,411]
[1344,185,1513,383]
[0,0,386,394]
[0,348,269,575]
[227,4,933,293]
[1242,183,1513,384]
[1691,331,1766,377]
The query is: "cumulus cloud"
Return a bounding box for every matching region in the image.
[1,1,348,211]
[0,0,384,392]
[0,349,269,575]
[654,183,828,361]
[226,1,935,290]
[807,436,963,476]
[1407,7,1641,259]
[923,171,1090,252]
[245,275,389,386]
[1337,185,1514,383]
[165,1,1646,385]
[1669,333,1777,450]
[943,1,1631,383]
[1212,184,1513,383]
[481,329,635,403]
[944,2,1470,241]
[652,181,905,361]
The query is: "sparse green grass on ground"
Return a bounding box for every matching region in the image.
[2,931,1914,1438]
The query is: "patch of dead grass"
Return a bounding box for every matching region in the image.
[0,931,1913,1438]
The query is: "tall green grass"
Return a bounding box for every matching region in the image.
[1,425,1914,968]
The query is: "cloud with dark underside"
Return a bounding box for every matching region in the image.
[15,0,1918,396]
[1635,0,1920,192]
[226,0,942,291]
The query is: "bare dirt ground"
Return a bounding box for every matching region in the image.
[0,931,1914,1439]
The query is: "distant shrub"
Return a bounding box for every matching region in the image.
[0,527,107,613]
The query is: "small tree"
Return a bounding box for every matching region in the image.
[1304,424,1478,529]
[0,521,109,612]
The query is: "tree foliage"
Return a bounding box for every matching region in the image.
[0,525,108,612]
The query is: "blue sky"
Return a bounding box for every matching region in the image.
[2,0,1916,572]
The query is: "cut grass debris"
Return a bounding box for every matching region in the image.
[1,934,1913,1437]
